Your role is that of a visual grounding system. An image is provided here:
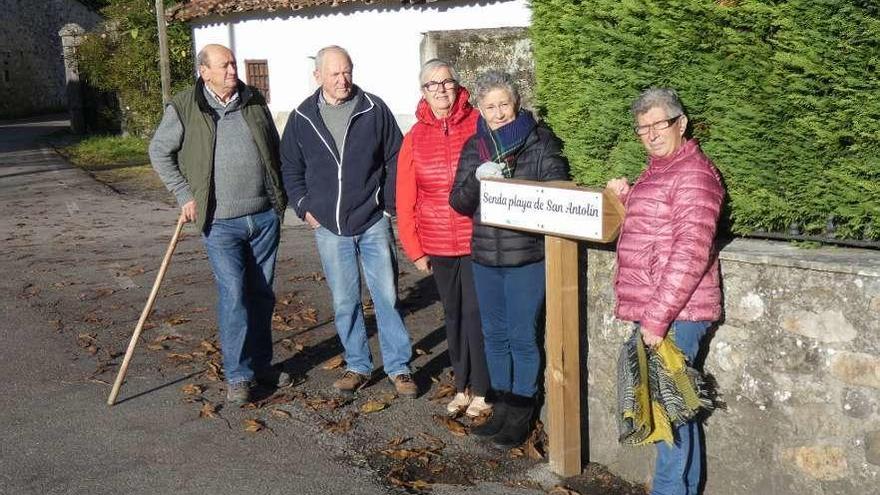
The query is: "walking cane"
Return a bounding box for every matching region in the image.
[107,214,186,406]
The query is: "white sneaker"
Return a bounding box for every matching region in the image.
[465,395,492,417]
[446,391,472,414]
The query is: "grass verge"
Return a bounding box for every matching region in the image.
[60,134,149,170]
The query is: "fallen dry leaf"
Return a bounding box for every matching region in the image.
[508,447,525,459]
[380,448,421,460]
[429,383,456,402]
[432,414,467,437]
[270,408,292,419]
[386,436,409,447]
[547,486,580,495]
[360,399,388,414]
[165,315,191,326]
[304,397,345,411]
[199,340,220,354]
[280,339,305,352]
[94,287,115,298]
[417,432,446,451]
[126,266,145,277]
[181,384,204,396]
[166,352,194,361]
[152,334,183,343]
[525,437,544,459]
[324,413,356,433]
[191,306,209,313]
[321,355,344,370]
[199,401,218,418]
[147,343,166,351]
[291,306,318,325]
[242,418,265,433]
[76,333,97,348]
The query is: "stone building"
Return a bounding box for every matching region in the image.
[0,0,101,119]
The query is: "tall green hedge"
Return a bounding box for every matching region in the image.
[532,0,880,240]
[77,0,192,136]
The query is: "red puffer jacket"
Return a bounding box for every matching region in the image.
[614,139,724,338]
[396,88,478,260]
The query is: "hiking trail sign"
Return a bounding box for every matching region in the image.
[480,178,625,476]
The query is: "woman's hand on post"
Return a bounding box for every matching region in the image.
[606,177,630,199]
[413,256,431,273]
[181,200,197,223]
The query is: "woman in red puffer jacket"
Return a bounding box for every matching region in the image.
[607,87,724,495]
[396,59,490,418]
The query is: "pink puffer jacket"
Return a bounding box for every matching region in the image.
[614,139,724,338]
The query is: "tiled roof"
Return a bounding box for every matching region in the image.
[168,0,448,21]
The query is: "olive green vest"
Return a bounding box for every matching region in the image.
[170,79,287,233]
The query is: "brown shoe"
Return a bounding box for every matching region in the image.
[390,373,418,398]
[333,370,368,394]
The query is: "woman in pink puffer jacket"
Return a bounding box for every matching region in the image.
[607,88,724,495]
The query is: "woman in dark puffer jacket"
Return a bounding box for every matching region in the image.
[449,70,568,448]
[396,59,491,418]
[607,88,724,495]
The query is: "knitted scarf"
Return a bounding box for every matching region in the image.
[475,110,537,178]
[617,326,716,446]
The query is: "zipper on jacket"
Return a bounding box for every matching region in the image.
[337,94,376,235]
[443,120,458,253]
[295,94,375,234]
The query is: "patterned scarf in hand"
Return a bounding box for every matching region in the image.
[617,326,716,446]
[475,110,537,178]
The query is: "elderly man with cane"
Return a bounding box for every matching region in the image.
[148,43,289,404]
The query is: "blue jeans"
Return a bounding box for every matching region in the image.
[203,208,280,385]
[650,320,711,495]
[314,216,412,377]
[471,261,545,398]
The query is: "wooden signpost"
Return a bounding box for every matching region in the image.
[480,178,625,476]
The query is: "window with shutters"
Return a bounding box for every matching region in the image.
[245,59,270,102]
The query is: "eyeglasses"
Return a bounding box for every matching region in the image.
[633,115,681,135]
[422,78,457,92]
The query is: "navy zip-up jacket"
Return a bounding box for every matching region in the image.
[280,86,402,236]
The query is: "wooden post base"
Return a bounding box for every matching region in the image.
[545,235,582,476]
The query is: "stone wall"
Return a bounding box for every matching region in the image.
[585,239,880,494]
[421,27,536,113]
[0,0,100,118]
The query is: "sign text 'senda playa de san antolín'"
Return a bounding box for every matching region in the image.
[480,180,605,241]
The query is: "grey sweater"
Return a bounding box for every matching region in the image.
[149,86,270,220]
[318,91,361,155]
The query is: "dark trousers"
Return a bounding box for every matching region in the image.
[430,255,490,396]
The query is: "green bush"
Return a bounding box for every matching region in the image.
[77,0,192,136]
[531,0,880,240]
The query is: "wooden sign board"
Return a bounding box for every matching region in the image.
[479,178,625,476]
[480,179,624,243]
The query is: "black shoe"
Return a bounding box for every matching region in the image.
[491,393,534,448]
[472,392,509,437]
[255,365,294,388]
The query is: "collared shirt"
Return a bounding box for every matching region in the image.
[205,85,239,108]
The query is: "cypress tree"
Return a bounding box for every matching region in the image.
[532,0,880,240]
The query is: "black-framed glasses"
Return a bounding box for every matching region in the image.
[422,78,457,92]
[633,115,681,135]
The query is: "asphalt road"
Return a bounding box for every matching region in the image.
[0,116,552,495]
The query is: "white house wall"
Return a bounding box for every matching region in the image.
[190,0,530,130]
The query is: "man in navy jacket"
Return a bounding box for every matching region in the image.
[280,46,416,397]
